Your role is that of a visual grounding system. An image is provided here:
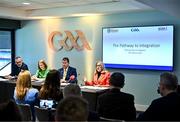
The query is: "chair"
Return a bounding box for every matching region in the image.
[100,116,125,122]
[17,104,33,121]
[34,106,56,121]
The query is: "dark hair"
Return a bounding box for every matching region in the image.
[63,84,81,98]
[177,85,180,94]
[0,100,22,121]
[15,56,22,59]
[39,69,62,101]
[160,72,178,90]
[109,72,125,88]
[62,57,69,63]
[38,60,48,70]
[55,96,89,121]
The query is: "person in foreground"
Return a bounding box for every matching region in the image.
[58,57,77,83]
[97,72,136,121]
[63,84,100,121]
[13,70,38,121]
[85,61,110,86]
[38,69,63,102]
[55,96,89,121]
[137,72,180,121]
[0,100,22,121]
[31,59,49,81]
[6,56,29,79]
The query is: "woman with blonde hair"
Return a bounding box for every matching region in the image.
[13,70,38,121]
[85,61,110,86]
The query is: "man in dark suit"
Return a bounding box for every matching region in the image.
[58,57,77,83]
[97,72,136,121]
[137,72,180,121]
[6,56,28,79]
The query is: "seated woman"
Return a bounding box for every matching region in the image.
[32,60,49,81]
[13,70,39,121]
[85,61,110,86]
[38,69,63,104]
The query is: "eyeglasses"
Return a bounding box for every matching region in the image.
[96,65,102,68]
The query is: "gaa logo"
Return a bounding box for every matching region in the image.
[131,28,140,32]
[48,30,92,51]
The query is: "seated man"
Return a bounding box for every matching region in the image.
[55,96,89,121]
[137,72,180,121]
[6,56,28,79]
[97,72,136,121]
[58,57,77,83]
[85,61,110,86]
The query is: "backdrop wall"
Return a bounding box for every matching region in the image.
[16,10,180,106]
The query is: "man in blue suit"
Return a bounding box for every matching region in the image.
[58,57,77,83]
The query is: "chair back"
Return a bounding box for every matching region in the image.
[35,106,56,121]
[18,104,32,121]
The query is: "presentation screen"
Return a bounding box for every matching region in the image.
[103,25,174,71]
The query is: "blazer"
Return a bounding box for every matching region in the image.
[11,62,29,76]
[85,70,110,86]
[58,66,77,83]
[97,88,136,121]
[137,92,180,121]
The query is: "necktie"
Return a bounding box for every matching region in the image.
[63,69,67,80]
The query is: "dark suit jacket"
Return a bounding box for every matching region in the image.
[11,62,29,76]
[58,66,77,83]
[137,92,180,121]
[97,88,136,121]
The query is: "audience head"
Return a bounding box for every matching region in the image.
[38,60,47,70]
[39,69,61,100]
[62,57,69,69]
[15,56,23,67]
[55,96,89,121]
[177,84,180,94]
[45,69,61,87]
[159,72,178,96]
[16,70,31,100]
[109,72,125,88]
[0,100,22,121]
[63,84,81,98]
[95,61,104,73]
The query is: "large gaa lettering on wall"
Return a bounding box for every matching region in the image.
[48,30,92,51]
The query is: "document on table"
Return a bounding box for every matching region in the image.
[80,85,109,90]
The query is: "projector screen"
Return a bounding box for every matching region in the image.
[103,25,174,71]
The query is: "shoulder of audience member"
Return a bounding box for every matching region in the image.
[28,88,39,94]
[122,91,135,98]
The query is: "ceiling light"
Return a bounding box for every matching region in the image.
[22,2,30,5]
[71,13,102,17]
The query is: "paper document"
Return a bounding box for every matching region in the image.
[80,86,109,90]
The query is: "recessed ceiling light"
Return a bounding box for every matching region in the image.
[22,2,30,5]
[72,13,102,17]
